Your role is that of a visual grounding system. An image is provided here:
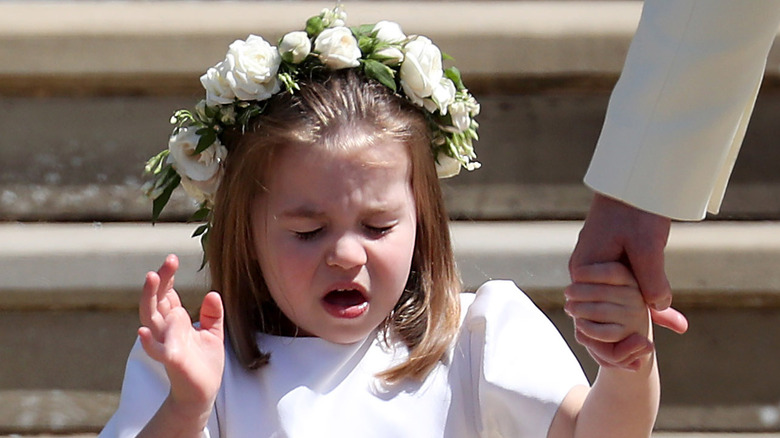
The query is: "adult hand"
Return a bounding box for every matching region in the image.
[570,194,688,335]
[138,254,225,423]
[565,262,654,371]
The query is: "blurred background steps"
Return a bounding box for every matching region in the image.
[1,1,779,435]
[2,222,779,434]
[4,1,780,222]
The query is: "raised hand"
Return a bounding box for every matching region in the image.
[138,254,225,424]
[565,262,653,370]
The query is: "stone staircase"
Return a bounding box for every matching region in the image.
[1,1,780,435]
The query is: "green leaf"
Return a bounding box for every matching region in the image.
[171,109,195,126]
[204,105,219,120]
[444,67,465,91]
[351,24,375,37]
[358,35,375,55]
[192,223,209,238]
[237,102,265,126]
[362,59,396,92]
[190,206,211,222]
[367,50,398,63]
[306,16,325,38]
[278,72,300,94]
[441,52,455,61]
[144,150,170,175]
[194,128,217,154]
[151,173,180,223]
[198,228,210,271]
[156,165,180,189]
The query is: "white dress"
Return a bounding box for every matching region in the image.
[99,280,588,437]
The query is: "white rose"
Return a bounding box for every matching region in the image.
[200,60,235,106]
[430,78,456,115]
[375,47,404,66]
[314,27,361,69]
[373,21,406,43]
[448,101,472,133]
[279,31,311,64]
[399,36,443,107]
[168,126,227,201]
[435,153,462,178]
[224,35,282,101]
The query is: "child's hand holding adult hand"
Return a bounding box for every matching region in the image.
[138,254,225,426]
[565,262,654,371]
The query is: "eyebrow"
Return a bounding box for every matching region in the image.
[279,204,403,219]
[278,207,326,220]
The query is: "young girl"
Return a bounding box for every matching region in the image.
[102,7,659,437]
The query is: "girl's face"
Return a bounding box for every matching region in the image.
[251,138,417,344]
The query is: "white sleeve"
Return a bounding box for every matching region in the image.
[98,338,219,438]
[585,0,780,220]
[463,281,588,437]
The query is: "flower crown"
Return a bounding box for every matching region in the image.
[143,5,480,255]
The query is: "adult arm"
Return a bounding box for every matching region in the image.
[571,0,780,351]
[586,0,780,220]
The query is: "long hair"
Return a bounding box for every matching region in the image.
[207,69,461,384]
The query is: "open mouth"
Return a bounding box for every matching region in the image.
[322,289,369,318]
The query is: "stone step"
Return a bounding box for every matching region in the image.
[3,221,780,309]
[4,433,780,438]
[1,222,779,433]
[3,1,780,221]
[1,390,779,436]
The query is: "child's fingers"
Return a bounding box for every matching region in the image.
[139,271,162,330]
[157,254,180,293]
[138,326,167,364]
[199,292,224,336]
[166,288,183,309]
[574,319,628,343]
[139,255,182,337]
[565,299,642,324]
[564,283,641,308]
[570,262,638,287]
[576,330,654,369]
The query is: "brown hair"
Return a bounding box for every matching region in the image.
[207,69,461,384]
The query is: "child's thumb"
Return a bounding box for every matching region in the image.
[199,291,225,337]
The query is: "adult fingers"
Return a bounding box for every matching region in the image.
[569,262,637,288]
[626,243,673,311]
[650,307,689,334]
[569,194,638,272]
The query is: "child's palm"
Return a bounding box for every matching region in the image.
[138,254,225,413]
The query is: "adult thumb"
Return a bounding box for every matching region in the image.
[650,307,689,334]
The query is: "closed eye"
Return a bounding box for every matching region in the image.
[364,224,394,237]
[294,228,323,241]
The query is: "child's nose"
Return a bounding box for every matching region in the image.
[326,233,367,269]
